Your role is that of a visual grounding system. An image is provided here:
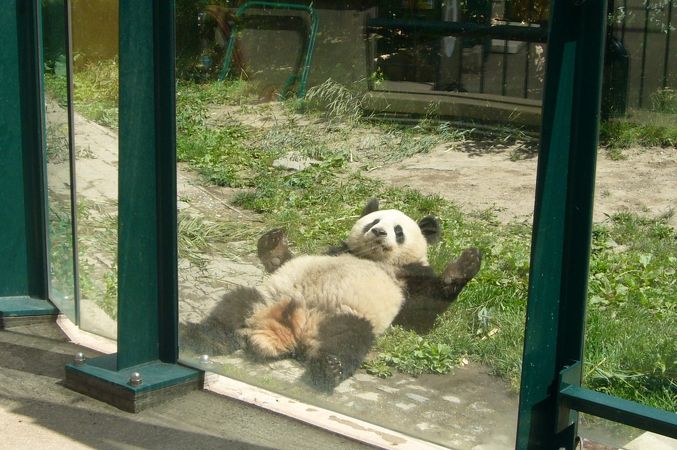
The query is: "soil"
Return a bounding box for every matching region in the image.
[370,140,677,227]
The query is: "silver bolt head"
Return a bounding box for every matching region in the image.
[128,372,143,386]
[74,352,86,365]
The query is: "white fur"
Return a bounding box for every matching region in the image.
[258,254,406,335]
[238,208,432,361]
[346,209,430,267]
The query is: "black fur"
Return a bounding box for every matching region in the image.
[394,224,405,244]
[360,198,380,217]
[181,286,266,355]
[417,215,441,244]
[307,314,375,390]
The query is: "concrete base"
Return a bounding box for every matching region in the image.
[0,297,58,329]
[65,354,203,413]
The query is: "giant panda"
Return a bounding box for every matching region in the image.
[182,199,466,389]
[257,199,482,334]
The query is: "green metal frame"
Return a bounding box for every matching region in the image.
[3,0,676,438]
[516,0,676,446]
[218,1,319,98]
[0,0,55,323]
[63,0,200,411]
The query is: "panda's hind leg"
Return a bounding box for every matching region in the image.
[305,313,375,390]
[243,297,306,359]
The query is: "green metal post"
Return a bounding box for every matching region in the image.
[0,1,56,325]
[116,0,179,369]
[515,0,608,448]
[64,0,200,411]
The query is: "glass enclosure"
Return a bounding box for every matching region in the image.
[174,2,546,447]
[42,0,121,339]
[43,0,78,321]
[33,0,675,447]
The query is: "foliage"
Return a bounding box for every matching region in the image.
[600,119,677,155]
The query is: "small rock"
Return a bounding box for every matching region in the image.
[395,402,417,411]
[405,393,429,403]
[272,151,318,171]
[355,392,380,402]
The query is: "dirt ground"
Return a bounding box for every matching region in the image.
[370,140,677,227]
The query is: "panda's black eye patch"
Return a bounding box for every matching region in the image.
[362,218,380,234]
[394,225,405,244]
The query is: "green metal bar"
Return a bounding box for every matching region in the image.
[117,0,178,368]
[559,376,677,438]
[219,1,319,98]
[366,18,549,43]
[64,0,81,325]
[64,0,200,411]
[515,0,608,447]
[0,0,50,302]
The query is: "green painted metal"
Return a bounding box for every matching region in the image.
[365,18,548,43]
[515,0,609,447]
[66,354,199,394]
[117,0,179,369]
[0,0,50,302]
[219,1,319,98]
[63,0,200,412]
[558,363,677,439]
[0,297,58,317]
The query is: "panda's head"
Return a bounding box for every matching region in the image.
[345,199,441,267]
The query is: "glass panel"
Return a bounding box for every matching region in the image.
[70,0,120,339]
[175,1,547,447]
[581,4,676,445]
[43,0,77,321]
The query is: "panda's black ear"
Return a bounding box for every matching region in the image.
[418,215,441,245]
[360,198,380,217]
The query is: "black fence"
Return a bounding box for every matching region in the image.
[369,0,676,115]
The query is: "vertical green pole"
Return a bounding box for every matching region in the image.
[117,0,178,368]
[516,0,608,448]
[64,0,199,412]
[0,1,53,316]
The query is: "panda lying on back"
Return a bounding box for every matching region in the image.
[258,199,482,334]
[183,199,481,389]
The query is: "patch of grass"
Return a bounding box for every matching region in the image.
[600,120,677,156]
[650,87,677,114]
[46,123,70,164]
[178,213,260,267]
[304,78,366,126]
[72,58,120,129]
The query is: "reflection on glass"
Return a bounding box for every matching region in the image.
[174,2,545,447]
[43,0,77,321]
[69,0,120,339]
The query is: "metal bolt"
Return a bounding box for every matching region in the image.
[199,354,210,364]
[128,372,143,386]
[74,352,86,365]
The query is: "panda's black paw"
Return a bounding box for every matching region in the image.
[308,354,345,390]
[441,247,482,297]
[257,228,294,273]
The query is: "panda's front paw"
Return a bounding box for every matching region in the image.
[257,228,294,273]
[308,354,345,390]
[441,247,482,297]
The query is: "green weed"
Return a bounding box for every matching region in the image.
[600,120,677,155]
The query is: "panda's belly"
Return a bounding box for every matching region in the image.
[261,254,405,335]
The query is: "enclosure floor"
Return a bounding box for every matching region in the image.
[2,322,673,450]
[0,322,371,450]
